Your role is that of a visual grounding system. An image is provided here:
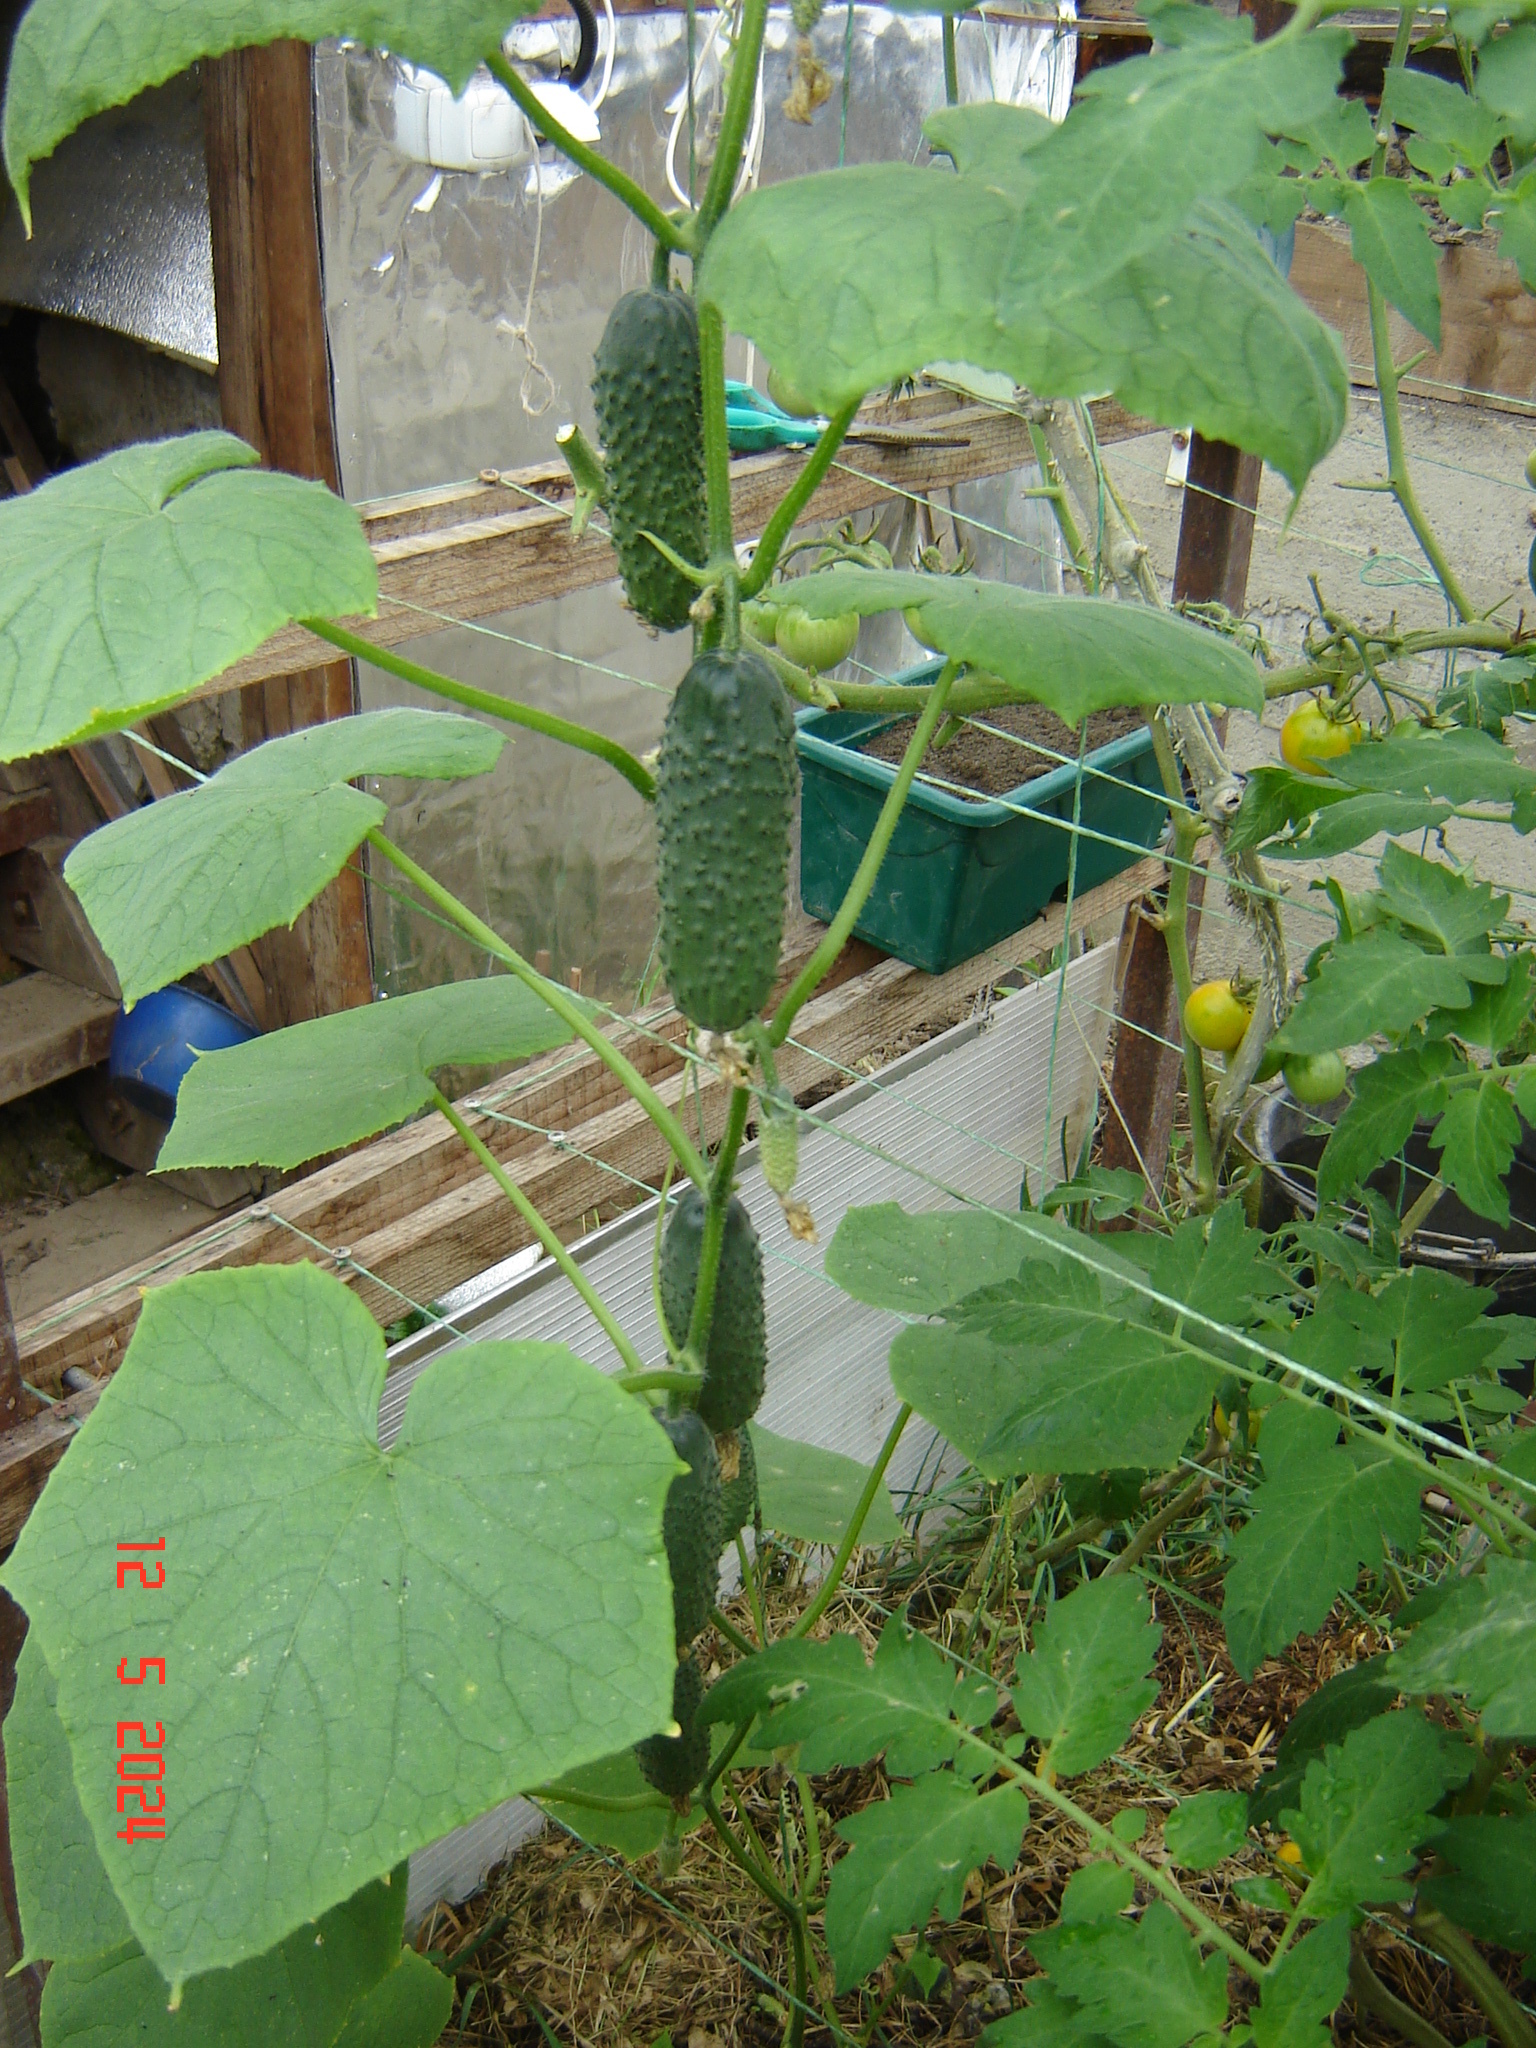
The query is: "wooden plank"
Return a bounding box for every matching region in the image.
[1291,215,1536,416]
[0,972,119,1107]
[0,788,57,860]
[192,395,1150,702]
[0,838,121,998]
[203,38,373,1027]
[13,863,1158,1401]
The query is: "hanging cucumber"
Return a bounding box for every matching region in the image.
[718,1425,760,1540]
[661,1186,768,1433]
[655,647,798,1032]
[635,1651,711,1799]
[656,1407,724,1648]
[592,286,706,632]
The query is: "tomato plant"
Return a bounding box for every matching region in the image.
[0,4,1534,2048]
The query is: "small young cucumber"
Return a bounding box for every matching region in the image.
[655,647,798,1033]
[655,1407,724,1648]
[660,1187,768,1434]
[635,1652,710,1799]
[592,287,706,632]
[718,1425,760,1540]
[758,1102,800,1201]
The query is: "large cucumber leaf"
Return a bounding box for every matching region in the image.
[1028,1902,1229,2048]
[1222,1402,1421,1679]
[825,1776,1029,1992]
[1389,1555,1536,1738]
[1279,1712,1464,1915]
[0,1263,680,1987]
[780,568,1261,722]
[1011,1577,1161,1780]
[4,0,539,224]
[158,973,575,1171]
[824,1203,1036,1316]
[0,433,375,762]
[66,709,502,1004]
[330,1950,454,2048]
[748,1424,904,1546]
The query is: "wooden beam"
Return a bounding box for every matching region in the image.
[0,973,119,1108]
[203,40,373,1027]
[0,788,57,860]
[12,862,1157,1410]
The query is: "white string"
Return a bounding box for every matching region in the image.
[496,145,556,419]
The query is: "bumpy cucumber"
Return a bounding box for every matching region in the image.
[655,647,798,1032]
[661,1187,767,1434]
[719,1425,759,1540]
[635,1652,710,1799]
[591,287,705,632]
[656,1408,724,1648]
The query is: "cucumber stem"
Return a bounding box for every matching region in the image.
[698,300,739,649]
[368,830,709,1189]
[696,0,770,245]
[791,1401,911,1638]
[769,661,958,1046]
[942,16,959,104]
[304,618,655,803]
[741,397,862,600]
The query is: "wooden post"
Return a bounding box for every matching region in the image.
[1100,435,1262,1210]
[203,42,373,1026]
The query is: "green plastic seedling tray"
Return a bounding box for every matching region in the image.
[796,659,1168,975]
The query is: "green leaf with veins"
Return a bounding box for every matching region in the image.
[1061,1862,1136,1921]
[825,1775,1029,1991]
[4,0,540,224]
[1250,1917,1351,2048]
[538,1746,698,1861]
[1289,93,1376,168]
[1330,725,1536,806]
[1282,1279,1398,1388]
[1266,793,1455,861]
[65,709,502,1003]
[0,1263,680,1987]
[1375,844,1509,959]
[331,1951,454,2048]
[158,973,576,1171]
[1389,1555,1536,1738]
[824,1202,1033,1316]
[1012,1577,1161,1781]
[1249,1656,1399,1829]
[1317,1044,1460,1204]
[983,1979,1116,2048]
[749,1424,903,1545]
[1384,66,1507,169]
[1225,764,1351,856]
[771,568,1261,723]
[1335,177,1442,346]
[696,1614,995,1776]
[1163,1791,1251,1871]
[1029,1902,1229,2048]
[0,433,376,763]
[1147,1202,1292,1328]
[1418,1813,1536,1953]
[1435,175,1498,230]
[1272,931,1476,1054]
[1426,953,1536,1052]
[1280,1712,1463,1916]
[1429,1075,1522,1225]
[1496,176,1536,293]
[1378,1265,1505,1392]
[1475,24,1536,145]
[1222,1401,1421,1680]
[7,1631,132,1963]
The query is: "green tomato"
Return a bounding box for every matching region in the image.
[1254,1043,1286,1085]
[742,598,780,644]
[766,365,817,419]
[903,605,944,654]
[1526,448,1536,490]
[1528,530,1536,599]
[776,604,860,672]
[1283,1050,1348,1105]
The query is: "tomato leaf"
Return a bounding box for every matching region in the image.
[0,433,376,763]
[1425,954,1536,1053]
[1428,1076,1522,1225]
[1385,66,1507,169]
[1389,1555,1536,1739]
[158,974,576,1171]
[1222,1401,1421,1679]
[0,1263,680,1986]
[1379,1265,1506,1392]
[1329,724,1536,806]
[65,709,502,1004]
[1317,1044,1461,1203]
[1417,1812,1536,1954]
[1248,1656,1399,1828]
[1028,1902,1229,2048]
[825,1776,1029,1991]
[983,1979,1115,2048]
[824,1202,1033,1316]
[1375,843,1510,958]
[1334,177,1441,346]
[1250,1916,1351,2048]
[1010,1579,1160,1782]
[1475,24,1536,146]
[1281,1712,1464,1915]
[1272,930,1475,1054]
[1163,1790,1251,1870]
[1265,793,1455,861]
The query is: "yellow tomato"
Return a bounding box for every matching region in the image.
[1280,699,1362,775]
[1184,980,1253,1055]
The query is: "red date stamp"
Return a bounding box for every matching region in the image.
[115,1540,166,1843]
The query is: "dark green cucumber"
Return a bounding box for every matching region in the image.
[718,1425,759,1540]
[661,1187,767,1433]
[655,648,798,1032]
[657,1408,724,1648]
[591,287,705,632]
[635,1652,710,1799]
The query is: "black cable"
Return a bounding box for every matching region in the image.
[561,0,598,87]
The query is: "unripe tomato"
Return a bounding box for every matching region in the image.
[1284,1050,1347,1104]
[767,364,817,419]
[776,604,859,672]
[1254,1043,1286,1085]
[742,598,780,644]
[1525,448,1536,489]
[904,605,944,654]
[1280,699,1362,775]
[1183,980,1253,1055]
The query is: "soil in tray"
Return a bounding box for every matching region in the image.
[859,701,1145,800]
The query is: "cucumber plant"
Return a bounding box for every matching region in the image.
[1,3,1534,2047]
